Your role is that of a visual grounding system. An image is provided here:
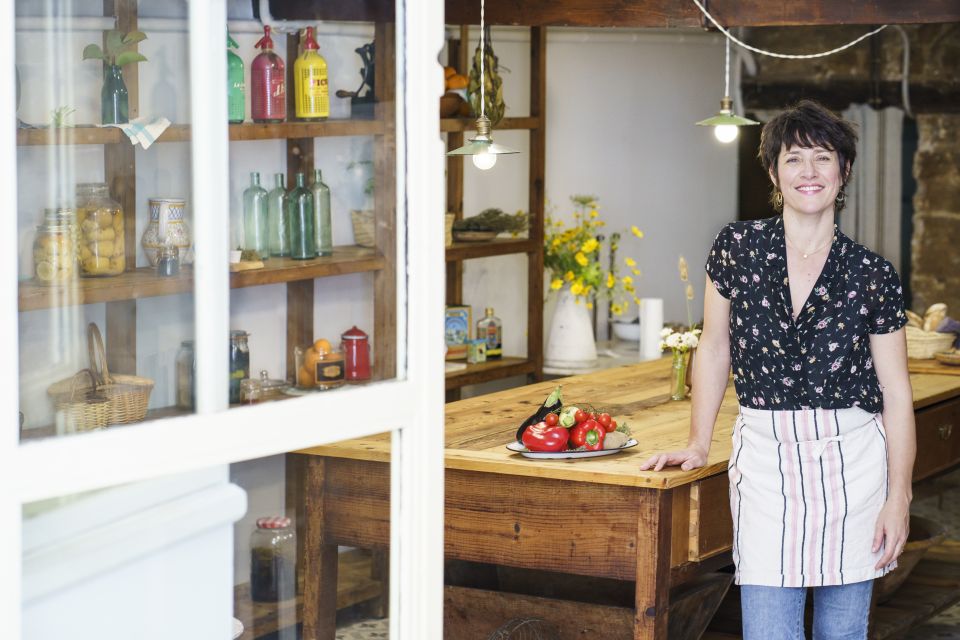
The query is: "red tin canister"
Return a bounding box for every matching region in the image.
[341,326,371,381]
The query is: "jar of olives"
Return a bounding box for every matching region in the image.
[33,211,78,284]
[76,183,125,276]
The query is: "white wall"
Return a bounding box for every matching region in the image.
[458,27,738,396]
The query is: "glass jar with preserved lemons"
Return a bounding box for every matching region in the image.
[76,182,125,276]
[294,338,345,390]
[33,209,78,284]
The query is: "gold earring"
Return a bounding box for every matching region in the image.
[774,191,783,209]
[835,190,846,206]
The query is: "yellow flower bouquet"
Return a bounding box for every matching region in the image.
[544,195,643,316]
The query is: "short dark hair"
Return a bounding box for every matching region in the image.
[758,100,858,209]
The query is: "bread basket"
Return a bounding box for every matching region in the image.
[48,323,154,429]
[905,325,956,360]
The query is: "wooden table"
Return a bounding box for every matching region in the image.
[294,358,960,640]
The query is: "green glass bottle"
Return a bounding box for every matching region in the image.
[101,64,129,125]
[243,172,269,258]
[312,169,333,257]
[287,173,316,260]
[227,31,245,123]
[267,173,290,257]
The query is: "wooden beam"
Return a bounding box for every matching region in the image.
[527,27,547,382]
[742,80,960,114]
[444,0,960,27]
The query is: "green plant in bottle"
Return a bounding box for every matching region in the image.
[287,173,316,260]
[312,169,332,257]
[227,30,245,123]
[82,29,148,125]
[267,174,290,257]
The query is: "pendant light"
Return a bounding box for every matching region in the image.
[696,37,758,143]
[446,0,519,170]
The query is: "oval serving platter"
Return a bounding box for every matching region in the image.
[506,438,638,459]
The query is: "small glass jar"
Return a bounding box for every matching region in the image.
[76,182,125,276]
[240,378,262,405]
[156,245,180,277]
[258,370,287,401]
[33,215,78,284]
[175,339,195,410]
[229,330,251,404]
[294,340,345,390]
[249,516,297,602]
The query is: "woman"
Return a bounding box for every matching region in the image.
[640,100,915,639]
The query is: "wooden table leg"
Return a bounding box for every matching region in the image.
[634,488,673,640]
[302,457,339,640]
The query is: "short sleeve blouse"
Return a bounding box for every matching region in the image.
[705,216,907,413]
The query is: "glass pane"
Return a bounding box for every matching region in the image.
[16,1,196,441]
[225,12,399,408]
[232,436,393,639]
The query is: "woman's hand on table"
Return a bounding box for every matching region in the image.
[638,445,708,472]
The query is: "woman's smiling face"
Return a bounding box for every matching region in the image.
[771,145,846,217]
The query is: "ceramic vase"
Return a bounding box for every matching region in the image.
[142,198,192,266]
[544,285,597,371]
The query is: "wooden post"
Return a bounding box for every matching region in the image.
[301,456,339,640]
[103,0,139,375]
[527,26,546,381]
[445,26,470,308]
[634,489,673,639]
[373,22,397,381]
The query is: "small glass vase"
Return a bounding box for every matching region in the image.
[670,349,689,401]
[101,64,129,125]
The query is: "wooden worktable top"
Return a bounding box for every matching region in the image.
[297,357,960,490]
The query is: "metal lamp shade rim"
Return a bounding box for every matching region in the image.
[696,112,760,127]
[447,140,520,156]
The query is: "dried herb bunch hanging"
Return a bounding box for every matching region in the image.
[468,26,505,126]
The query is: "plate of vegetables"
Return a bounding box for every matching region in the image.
[507,386,637,459]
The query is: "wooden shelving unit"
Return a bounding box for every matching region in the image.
[443,25,546,400]
[18,247,385,312]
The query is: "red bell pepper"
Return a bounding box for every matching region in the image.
[583,422,606,451]
[570,419,601,448]
[521,420,570,452]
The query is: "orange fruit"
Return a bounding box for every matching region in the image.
[303,346,321,372]
[297,365,315,387]
[444,66,457,79]
[446,74,468,90]
[313,338,332,354]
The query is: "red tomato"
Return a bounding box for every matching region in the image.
[597,413,612,428]
[574,409,588,424]
[609,419,618,432]
[545,412,559,427]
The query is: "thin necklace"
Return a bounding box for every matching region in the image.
[785,234,832,259]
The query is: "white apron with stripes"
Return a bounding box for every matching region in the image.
[728,405,897,587]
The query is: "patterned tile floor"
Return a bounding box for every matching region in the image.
[335,471,960,639]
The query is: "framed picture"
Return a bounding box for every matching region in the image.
[445,305,472,360]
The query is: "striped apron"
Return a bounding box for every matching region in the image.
[728,406,897,587]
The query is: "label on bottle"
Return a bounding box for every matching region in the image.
[296,66,329,118]
[483,325,502,358]
[315,359,344,384]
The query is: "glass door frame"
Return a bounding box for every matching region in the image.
[0,0,446,637]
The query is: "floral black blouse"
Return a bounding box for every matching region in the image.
[705,216,907,414]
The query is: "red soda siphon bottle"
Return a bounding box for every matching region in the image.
[251,25,286,123]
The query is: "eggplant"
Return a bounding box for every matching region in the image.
[515,386,563,443]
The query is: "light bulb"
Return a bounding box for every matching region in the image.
[472,151,497,170]
[714,124,739,143]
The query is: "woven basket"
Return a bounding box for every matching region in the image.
[934,349,960,366]
[352,210,455,248]
[350,210,375,248]
[906,326,956,359]
[48,323,154,428]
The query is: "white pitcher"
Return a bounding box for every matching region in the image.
[142,198,192,266]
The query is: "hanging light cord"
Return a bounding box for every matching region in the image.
[479,0,486,119]
[724,37,730,96]
[691,0,887,59]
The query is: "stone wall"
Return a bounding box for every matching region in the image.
[911,114,960,312]
[741,24,960,313]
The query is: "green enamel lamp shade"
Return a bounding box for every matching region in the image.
[696,96,759,127]
[447,116,519,157]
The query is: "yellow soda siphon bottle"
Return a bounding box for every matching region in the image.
[294,26,329,121]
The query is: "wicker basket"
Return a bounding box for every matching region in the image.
[352,211,455,247]
[906,325,956,359]
[350,209,375,248]
[48,323,154,429]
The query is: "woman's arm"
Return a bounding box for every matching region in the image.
[640,276,731,471]
[869,327,916,568]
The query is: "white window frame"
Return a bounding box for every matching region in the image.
[0,0,445,637]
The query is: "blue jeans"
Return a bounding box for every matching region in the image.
[741,580,873,640]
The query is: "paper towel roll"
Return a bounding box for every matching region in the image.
[639,298,664,361]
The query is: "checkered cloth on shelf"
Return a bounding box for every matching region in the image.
[101,116,170,149]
